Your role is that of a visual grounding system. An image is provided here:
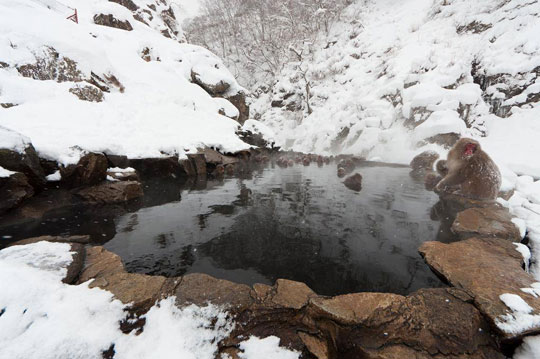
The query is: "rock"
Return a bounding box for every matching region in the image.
[93,14,133,31]
[225,91,250,125]
[60,153,108,188]
[422,133,461,148]
[420,237,540,339]
[310,288,502,358]
[8,235,91,247]
[17,47,83,83]
[75,181,143,204]
[105,154,130,169]
[63,243,86,284]
[410,151,440,171]
[174,273,253,311]
[69,84,104,102]
[0,172,34,214]
[452,207,522,242]
[78,246,175,311]
[187,153,207,177]
[236,130,271,148]
[270,279,316,309]
[343,173,362,192]
[129,157,184,178]
[424,171,442,191]
[0,134,46,189]
[202,148,238,166]
[298,333,329,359]
[191,70,230,95]
[39,158,59,176]
[109,0,138,11]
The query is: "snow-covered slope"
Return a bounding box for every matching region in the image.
[253,0,540,173]
[0,0,249,165]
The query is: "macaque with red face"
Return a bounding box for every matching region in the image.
[435,138,501,200]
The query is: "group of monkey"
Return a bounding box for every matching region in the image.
[424,138,502,201]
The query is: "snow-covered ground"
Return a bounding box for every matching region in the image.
[0,0,249,165]
[0,241,298,359]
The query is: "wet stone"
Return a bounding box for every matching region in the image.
[75,181,144,204]
[420,237,540,339]
[452,206,522,242]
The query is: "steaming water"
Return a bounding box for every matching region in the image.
[0,161,446,296]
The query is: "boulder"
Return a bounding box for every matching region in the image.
[129,157,184,178]
[343,173,362,192]
[202,148,238,166]
[78,246,176,311]
[0,172,34,214]
[16,47,83,83]
[75,181,143,204]
[187,153,207,177]
[69,84,104,102]
[191,70,230,95]
[420,237,540,339]
[93,14,133,31]
[225,91,250,125]
[452,206,522,242]
[0,131,46,189]
[60,153,108,188]
[174,273,253,311]
[410,151,440,172]
[105,154,130,169]
[422,133,461,148]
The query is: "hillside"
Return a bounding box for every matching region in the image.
[0,0,249,166]
[252,0,540,175]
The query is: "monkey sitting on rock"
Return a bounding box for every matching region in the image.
[427,138,501,200]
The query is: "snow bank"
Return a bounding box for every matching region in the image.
[514,335,540,359]
[0,0,249,165]
[497,293,540,335]
[238,336,300,359]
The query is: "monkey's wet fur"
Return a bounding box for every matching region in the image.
[431,138,502,200]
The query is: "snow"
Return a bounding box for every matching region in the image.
[514,335,540,359]
[46,170,61,181]
[0,242,297,359]
[497,293,540,335]
[0,0,249,165]
[514,243,532,273]
[238,336,299,359]
[0,126,30,153]
[0,166,15,178]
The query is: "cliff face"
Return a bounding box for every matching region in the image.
[252,0,540,173]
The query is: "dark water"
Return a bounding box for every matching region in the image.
[0,162,446,296]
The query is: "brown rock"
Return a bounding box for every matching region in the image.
[69,85,104,102]
[0,172,34,214]
[422,133,461,148]
[271,279,316,309]
[225,91,250,125]
[410,151,440,171]
[298,333,329,359]
[60,152,108,188]
[420,237,540,339]
[202,148,238,166]
[105,154,129,169]
[78,246,176,311]
[187,153,207,177]
[309,292,403,325]
[191,70,230,95]
[75,181,143,204]
[16,47,83,83]
[174,273,253,311]
[0,143,46,189]
[452,206,522,242]
[109,0,138,11]
[93,14,133,31]
[129,157,184,178]
[343,173,362,192]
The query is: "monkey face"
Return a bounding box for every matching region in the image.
[463,143,477,157]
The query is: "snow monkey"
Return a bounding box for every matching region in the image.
[435,138,501,200]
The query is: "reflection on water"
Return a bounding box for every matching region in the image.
[102,162,445,296]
